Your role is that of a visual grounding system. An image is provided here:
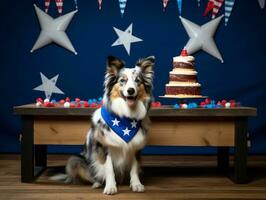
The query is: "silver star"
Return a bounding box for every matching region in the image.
[180,15,224,63]
[33,72,64,99]
[112,118,120,126]
[112,23,143,55]
[31,4,78,55]
[122,127,131,136]
[131,120,137,128]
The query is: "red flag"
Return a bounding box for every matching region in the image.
[203,0,224,19]
[55,0,63,15]
[162,0,169,11]
[45,0,51,13]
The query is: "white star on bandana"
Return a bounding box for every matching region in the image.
[131,120,137,128]
[122,127,131,136]
[112,118,120,126]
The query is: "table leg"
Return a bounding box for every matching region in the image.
[217,147,229,174]
[234,117,248,183]
[35,145,47,167]
[21,116,34,183]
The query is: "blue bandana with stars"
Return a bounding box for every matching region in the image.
[101,106,141,143]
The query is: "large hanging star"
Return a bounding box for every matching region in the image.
[33,72,64,99]
[180,15,224,63]
[122,127,131,136]
[111,23,143,55]
[31,4,78,55]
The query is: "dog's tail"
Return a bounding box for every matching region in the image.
[50,173,72,183]
[50,155,92,184]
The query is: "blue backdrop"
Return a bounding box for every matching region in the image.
[1,0,266,154]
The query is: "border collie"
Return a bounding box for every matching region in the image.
[52,56,155,195]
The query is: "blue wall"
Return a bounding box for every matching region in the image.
[1,0,266,154]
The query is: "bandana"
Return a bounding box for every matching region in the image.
[101,106,141,143]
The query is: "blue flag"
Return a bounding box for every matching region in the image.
[101,107,141,143]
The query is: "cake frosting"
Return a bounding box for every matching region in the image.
[164,49,202,97]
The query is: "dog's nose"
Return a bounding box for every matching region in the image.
[127,88,135,95]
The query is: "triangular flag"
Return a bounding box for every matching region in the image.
[118,0,128,16]
[258,0,265,9]
[45,0,51,13]
[204,0,224,19]
[224,0,235,26]
[211,0,224,19]
[55,0,64,15]
[177,0,182,15]
[98,0,103,10]
[197,0,201,7]
[203,0,214,16]
[162,0,169,11]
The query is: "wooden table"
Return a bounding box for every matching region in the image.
[14,105,257,184]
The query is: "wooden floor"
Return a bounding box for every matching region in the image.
[0,155,266,200]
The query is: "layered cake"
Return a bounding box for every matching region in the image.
[164,49,202,98]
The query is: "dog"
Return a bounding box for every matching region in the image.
[51,56,155,195]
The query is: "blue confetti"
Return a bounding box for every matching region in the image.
[174,104,180,109]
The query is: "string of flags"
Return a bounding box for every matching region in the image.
[203,0,224,19]
[118,0,128,17]
[258,0,265,9]
[44,0,64,15]
[98,0,103,10]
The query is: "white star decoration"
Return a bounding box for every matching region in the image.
[180,15,224,63]
[112,118,120,126]
[131,120,137,128]
[33,72,64,99]
[31,4,78,55]
[111,23,143,55]
[122,128,131,136]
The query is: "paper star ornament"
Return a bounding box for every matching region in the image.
[31,4,78,55]
[112,23,143,55]
[180,15,224,63]
[34,72,64,99]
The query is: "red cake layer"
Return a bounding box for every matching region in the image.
[169,74,197,83]
[165,86,201,95]
[173,62,194,69]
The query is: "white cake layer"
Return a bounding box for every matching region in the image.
[173,55,195,63]
[170,68,197,75]
[166,82,201,87]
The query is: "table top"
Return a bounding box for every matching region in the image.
[13,104,257,117]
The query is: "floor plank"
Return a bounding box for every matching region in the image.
[0,155,266,200]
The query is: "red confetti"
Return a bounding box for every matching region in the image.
[65,97,71,102]
[36,98,43,103]
[75,98,81,103]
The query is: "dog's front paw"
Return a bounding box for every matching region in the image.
[130,183,145,192]
[103,185,117,195]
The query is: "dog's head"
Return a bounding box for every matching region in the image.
[103,56,155,120]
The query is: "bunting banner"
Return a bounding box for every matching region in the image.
[162,0,169,11]
[45,0,51,13]
[224,0,235,26]
[203,0,224,19]
[74,0,78,10]
[98,0,103,10]
[118,0,128,16]
[197,0,201,7]
[55,0,63,15]
[177,0,182,15]
[258,0,265,9]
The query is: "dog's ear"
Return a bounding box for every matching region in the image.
[136,56,155,79]
[106,56,125,76]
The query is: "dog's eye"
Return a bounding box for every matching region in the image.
[135,78,141,84]
[120,79,126,83]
